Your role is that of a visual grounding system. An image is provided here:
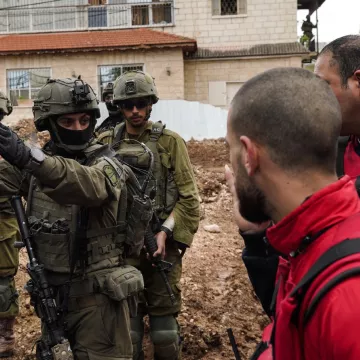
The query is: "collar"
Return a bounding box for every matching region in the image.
[266,176,360,256]
[124,121,153,141]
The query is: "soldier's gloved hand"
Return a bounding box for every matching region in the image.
[0,122,30,168]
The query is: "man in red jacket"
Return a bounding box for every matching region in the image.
[226,67,360,359]
[315,35,360,178]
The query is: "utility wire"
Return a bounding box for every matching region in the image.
[0,0,63,11]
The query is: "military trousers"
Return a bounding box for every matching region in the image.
[0,216,19,319]
[40,291,133,360]
[126,239,183,359]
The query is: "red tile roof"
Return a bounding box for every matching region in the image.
[0,28,196,55]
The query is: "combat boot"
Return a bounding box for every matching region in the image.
[0,318,15,358]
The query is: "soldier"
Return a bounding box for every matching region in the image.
[0,92,19,358]
[96,82,124,134]
[97,70,200,360]
[300,14,317,50]
[0,78,149,359]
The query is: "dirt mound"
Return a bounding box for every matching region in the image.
[187,139,229,168]
[8,121,265,360]
[11,118,50,148]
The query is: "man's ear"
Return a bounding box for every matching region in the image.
[239,135,259,176]
[354,70,360,88]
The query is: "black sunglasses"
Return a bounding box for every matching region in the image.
[121,98,149,111]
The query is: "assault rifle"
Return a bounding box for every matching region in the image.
[11,195,73,360]
[122,140,176,305]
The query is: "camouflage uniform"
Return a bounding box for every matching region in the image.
[0,79,148,360]
[0,92,19,358]
[97,71,200,360]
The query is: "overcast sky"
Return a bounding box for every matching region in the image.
[297,0,359,43]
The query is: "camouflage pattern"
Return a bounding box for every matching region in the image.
[112,71,159,105]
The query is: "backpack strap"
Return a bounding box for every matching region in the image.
[336,136,350,177]
[304,266,360,324]
[289,238,360,325]
[114,122,127,143]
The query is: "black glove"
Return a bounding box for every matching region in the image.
[0,122,30,169]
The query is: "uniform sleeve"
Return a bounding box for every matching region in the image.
[0,159,29,198]
[242,230,279,317]
[0,159,29,243]
[32,156,124,206]
[305,277,360,359]
[168,136,200,247]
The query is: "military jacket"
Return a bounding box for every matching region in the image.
[97,121,200,247]
[0,141,129,283]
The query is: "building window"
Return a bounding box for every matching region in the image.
[132,5,149,26]
[98,64,143,97]
[7,68,51,107]
[88,0,108,27]
[212,0,247,16]
[152,3,172,24]
[132,1,173,26]
[88,0,107,4]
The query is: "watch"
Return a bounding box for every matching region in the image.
[160,225,173,239]
[24,148,45,172]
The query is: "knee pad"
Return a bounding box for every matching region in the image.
[130,314,144,360]
[150,315,181,360]
[0,277,18,318]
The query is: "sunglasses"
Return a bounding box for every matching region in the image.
[122,99,149,111]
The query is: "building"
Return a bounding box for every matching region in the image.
[0,0,326,121]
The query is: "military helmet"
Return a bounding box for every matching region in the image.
[33,78,100,132]
[113,70,159,105]
[102,82,114,102]
[0,91,13,116]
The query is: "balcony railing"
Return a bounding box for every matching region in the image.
[0,1,174,34]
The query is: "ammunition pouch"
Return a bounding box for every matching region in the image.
[96,266,144,317]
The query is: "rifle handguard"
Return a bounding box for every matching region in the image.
[144,228,177,305]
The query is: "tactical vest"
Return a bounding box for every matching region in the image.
[26,143,151,275]
[113,121,179,217]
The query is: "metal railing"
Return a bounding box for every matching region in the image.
[0,1,174,34]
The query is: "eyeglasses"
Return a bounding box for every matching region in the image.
[122,98,149,111]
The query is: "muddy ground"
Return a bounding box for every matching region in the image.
[7,122,267,360]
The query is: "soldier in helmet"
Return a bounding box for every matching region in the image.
[0,92,19,358]
[0,78,147,359]
[95,82,124,134]
[97,70,200,360]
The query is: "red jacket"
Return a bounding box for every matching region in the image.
[259,176,360,360]
[344,136,360,179]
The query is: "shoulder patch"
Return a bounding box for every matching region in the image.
[103,164,121,186]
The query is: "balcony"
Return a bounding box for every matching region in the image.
[0,1,174,34]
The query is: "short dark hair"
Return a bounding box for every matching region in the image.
[229,67,341,173]
[320,35,360,87]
